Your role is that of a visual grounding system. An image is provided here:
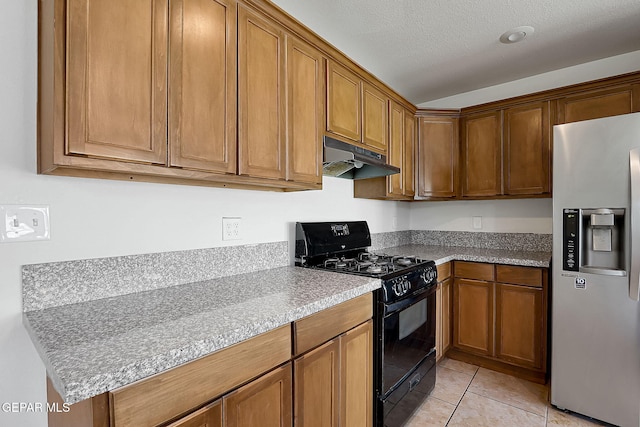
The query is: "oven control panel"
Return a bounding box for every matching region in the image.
[382,263,437,302]
[330,224,350,236]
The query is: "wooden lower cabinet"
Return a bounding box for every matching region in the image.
[294,339,340,427]
[450,262,548,383]
[224,363,292,427]
[293,320,373,427]
[167,400,222,427]
[435,262,453,361]
[495,284,544,369]
[340,321,373,427]
[453,278,494,356]
[47,295,374,427]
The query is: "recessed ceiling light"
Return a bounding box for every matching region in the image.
[500,26,535,44]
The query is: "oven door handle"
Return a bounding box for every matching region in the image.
[384,285,436,316]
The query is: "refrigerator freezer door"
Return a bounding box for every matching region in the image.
[552,112,640,427]
[630,148,640,300]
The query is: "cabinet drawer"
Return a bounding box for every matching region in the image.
[454,261,494,281]
[110,325,291,427]
[436,262,452,281]
[294,293,372,356]
[496,265,543,288]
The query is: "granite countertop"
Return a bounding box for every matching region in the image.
[380,244,551,268]
[23,241,550,406]
[23,266,380,404]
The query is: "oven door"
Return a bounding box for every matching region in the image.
[381,285,436,395]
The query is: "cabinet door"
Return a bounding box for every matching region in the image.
[169,0,236,173]
[453,279,493,356]
[503,101,550,195]
[441,277,453,355]
[417,117,459,198]
[285,36,324,185]
[362,83,388,153]
[340,320,373,427]
[238,6,286,179]
[557,84,640,124]
[66,0,168,164]
[294,339,339,427]
[435,283,443,361]
[495,284,544,369]
[327,61,361,142]
[403,111,416,197]
[388,101,405,196]
[224,363,292,427]
[461,111,501,197]
[166,400,222,427]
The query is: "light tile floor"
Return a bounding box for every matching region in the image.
[406,358,606,427]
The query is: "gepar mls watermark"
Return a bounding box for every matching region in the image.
[1,402,71,413]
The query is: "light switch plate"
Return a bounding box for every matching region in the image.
[0,205,50,243]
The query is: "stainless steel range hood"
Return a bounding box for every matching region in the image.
[323,136,400,180]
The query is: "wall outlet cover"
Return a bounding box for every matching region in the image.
[0,205,50,243]
[222,217,242,241]
[472,216,482,230]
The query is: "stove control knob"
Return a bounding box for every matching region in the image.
[421,269,437,283]
[392,282,401,296]
[391,277,410,296]
[402,279,411,294]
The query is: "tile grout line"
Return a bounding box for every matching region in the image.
[444,365,480,426]
[464,389,548,421]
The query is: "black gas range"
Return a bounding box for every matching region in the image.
[295,221,437,427]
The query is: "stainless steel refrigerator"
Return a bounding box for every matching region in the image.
[552,112,640,427]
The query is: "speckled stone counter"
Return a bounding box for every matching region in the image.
[23,266,379,404]
[379,244,551,268]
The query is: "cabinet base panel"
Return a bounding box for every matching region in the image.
[446,348,547,384]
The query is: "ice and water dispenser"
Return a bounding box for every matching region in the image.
[563,208,627,275]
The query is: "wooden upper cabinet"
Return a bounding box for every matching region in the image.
[66,0,168,164]
[169,0,236,173]
[238,6,286,180]
[461,111,502,197]
[224,363,293,427]
[388,101,405,196]
[557,84,640,124]
[417,116,459,198]
[362,83,388,153]
[503,101,550,195]
[327,61,362,142]
[403,110,416,198]
[285,36,324,185]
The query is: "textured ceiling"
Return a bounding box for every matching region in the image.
[269,0,640,106]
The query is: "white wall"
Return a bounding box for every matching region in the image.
[410,198,553,234]
[0,2,409,425]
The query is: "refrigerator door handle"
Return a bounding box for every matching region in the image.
[629,148,640,301]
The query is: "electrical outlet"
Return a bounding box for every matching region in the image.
[222,217,242,241]
[0,205,50,243]
[472,216,482,230]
